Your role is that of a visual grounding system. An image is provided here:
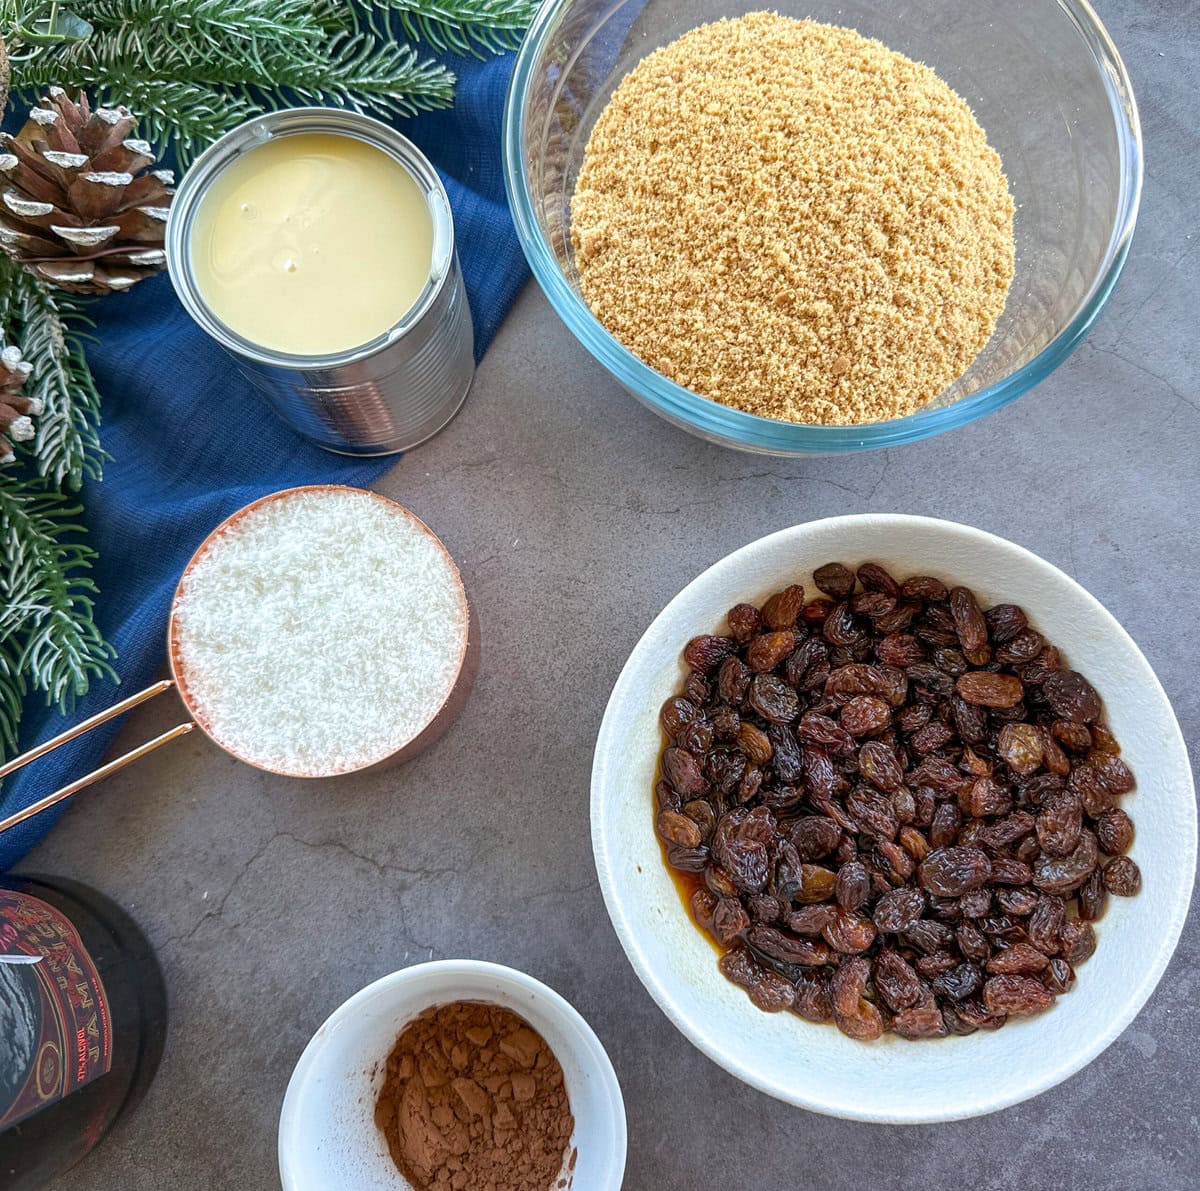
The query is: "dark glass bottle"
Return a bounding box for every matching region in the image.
[0,875,166,1189]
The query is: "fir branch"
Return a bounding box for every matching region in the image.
[0,473,117,756]
[0,262,105,491]
[355,0,539,55]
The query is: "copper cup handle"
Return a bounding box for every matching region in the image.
[0,680,194,835]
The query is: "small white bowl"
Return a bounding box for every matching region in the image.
[278,961,627,1189]
[591,514,1196,1123]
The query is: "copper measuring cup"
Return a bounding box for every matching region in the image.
[0,486,476,835]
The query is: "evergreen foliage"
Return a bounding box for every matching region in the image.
[0,0,533,761]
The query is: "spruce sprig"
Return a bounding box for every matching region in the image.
[356,0,540,55]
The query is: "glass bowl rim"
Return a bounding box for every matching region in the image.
[502,0,1144,453]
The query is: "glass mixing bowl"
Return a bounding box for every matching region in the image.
[503,0,1142,454]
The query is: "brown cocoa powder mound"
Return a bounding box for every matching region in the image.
[374,1002,575,1191]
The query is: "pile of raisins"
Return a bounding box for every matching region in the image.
[655,562,1140,1041]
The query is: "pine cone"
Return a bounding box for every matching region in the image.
[0,88,174,295]
[0,346,39,465]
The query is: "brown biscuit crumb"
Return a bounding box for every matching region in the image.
[571,12,1016,425]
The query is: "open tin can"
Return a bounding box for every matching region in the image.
[166,109,474,456]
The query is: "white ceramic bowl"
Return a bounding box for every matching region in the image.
[591,515,1196,1123]
[278,961,627,1189]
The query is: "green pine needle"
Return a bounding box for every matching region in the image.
[0,475,118,755]
[356,0,540,55]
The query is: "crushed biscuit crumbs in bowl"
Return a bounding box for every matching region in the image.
[503,0,1142,454]
[590,516,1195,1121]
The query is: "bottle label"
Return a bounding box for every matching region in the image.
[0,890,113,1131]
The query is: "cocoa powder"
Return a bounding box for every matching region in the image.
[374,1002,575,1191]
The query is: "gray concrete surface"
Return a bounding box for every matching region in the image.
[21,1,1199,1187]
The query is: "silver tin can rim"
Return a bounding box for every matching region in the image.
[166,107,456,372]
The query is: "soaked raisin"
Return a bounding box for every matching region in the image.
[746,630,796,673]
[956,671,1024,708]
[1095,809,1135,855]
[1043,670,1102,722]
[726,602,763,644]
[683,634,736,674]
[813,562,856,600]
[762,584,805,630]
[919,847,993,896]
[983,975,1054,1016]
[1103,856,1141,896]
[748,674,800,723]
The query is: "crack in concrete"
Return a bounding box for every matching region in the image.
[160,830,455,954]
[1089,345,1198,414]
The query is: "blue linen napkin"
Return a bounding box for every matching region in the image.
[0,51,530,869]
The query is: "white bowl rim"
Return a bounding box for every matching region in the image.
[590,513,1197,1122]
[278,959,628,1184]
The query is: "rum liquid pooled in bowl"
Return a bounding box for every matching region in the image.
[571,13,1016,426]
[171,488,467,776]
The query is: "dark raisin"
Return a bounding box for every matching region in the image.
[872,887,926,933]
[792,972,834,1023]
[681,800,717,843]
[840,696,891,737]
[1077,869,1107,921]
[683,634,736,674]
[718,944,763,989]
[662,746,709,799]
[1095,809,1135,855]
[1059,921,1097,965]
[749,970,797,1012]
[785,906,835,938]
[873,950,923,1011]
[660,696,698,740]
[950,586,991,665]
[931,962,984,1001]
[876,632,925,667]
[666,844,710,872]
[893,1000,949,1040]
[1032,830,1098,894]
[1036,791,1083,858]
[830,957,883,1041]
[813,562,856,600]
[835,861,871,911]
[985,603,1028,644]
[712,897,751,945]
[823,603,863,647]
[919,846,993,896]
[691,888,718,930]
[788,816,841,861]
[748,674,800,723]
[717,655,751,704]
[1103,856,1142,896]
[1043,670,1102,722]
[856,563,900,598]
[1027,896,1065,954]
[983,975,1055,1016]
[726,602,763,644]
[747,925,831,967]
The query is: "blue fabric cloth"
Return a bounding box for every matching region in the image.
[0,52,529,869]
